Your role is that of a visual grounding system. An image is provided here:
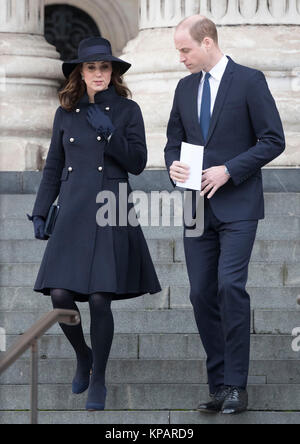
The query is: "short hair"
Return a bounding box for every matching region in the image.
[177,17,218,45]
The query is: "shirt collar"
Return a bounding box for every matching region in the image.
[78,84,119,106]
[201,55,229,82]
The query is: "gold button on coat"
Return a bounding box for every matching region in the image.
[98,166,103,172]
[70,138,75,143]
[97,136,102,141]
[68,167,73,172]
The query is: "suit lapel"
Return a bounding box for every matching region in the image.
[205,58,235,146]
[190,72,204,144]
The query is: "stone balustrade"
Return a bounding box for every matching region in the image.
[140,0,300,29]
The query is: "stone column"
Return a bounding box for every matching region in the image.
[0,0,63,171]
[122,0,300,169]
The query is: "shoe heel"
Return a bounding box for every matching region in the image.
[86,386,107,411]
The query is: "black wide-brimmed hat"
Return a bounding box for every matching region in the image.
[62,37,131,78]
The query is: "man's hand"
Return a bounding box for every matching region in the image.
[200,166,230,199]
[170,161,190,183]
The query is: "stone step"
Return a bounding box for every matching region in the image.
[1,214,299,241]
[1,193,299,219]
[1,410,299,425]
[1,359,299,385]
[1,384,300,411]
[0,286,170,310]
[2,333,299,361]
[0,286,299,311]
[0,239,175,264]
[174,239,300,264]
[169,287,300,310]
[0,308,239,335]
[254,310,300,334]
[0,261,298,288]
[0,239,299,264]
[141,214,300,240]
[0,308,298,335]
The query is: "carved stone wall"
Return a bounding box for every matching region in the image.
[0,0,139,171]
[44,0,139,55]
[140,0,300,28]
[0,0,299,170]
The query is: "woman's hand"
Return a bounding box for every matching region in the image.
[86,105,115,140]
[32,216,48,240]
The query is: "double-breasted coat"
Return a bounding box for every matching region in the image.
[28,85,162,302]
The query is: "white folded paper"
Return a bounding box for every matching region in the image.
[176,142,204,191]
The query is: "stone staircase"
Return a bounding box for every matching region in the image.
[0,192,300,424]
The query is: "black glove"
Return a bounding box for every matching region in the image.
[33,216,49,240]
[86,105,115,140]
[27,214,48,240]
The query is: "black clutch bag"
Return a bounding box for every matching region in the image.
[44,204,60,237]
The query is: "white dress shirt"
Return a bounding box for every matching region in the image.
[198,55,229,119]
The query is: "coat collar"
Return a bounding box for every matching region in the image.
[78,84,120,106]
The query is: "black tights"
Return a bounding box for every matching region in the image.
[50,288,114,387]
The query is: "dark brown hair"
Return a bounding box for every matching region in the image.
[59,62,132,112]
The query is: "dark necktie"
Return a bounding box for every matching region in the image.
[200,72,211,143]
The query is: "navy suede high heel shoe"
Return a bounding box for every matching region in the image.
[72,348,93,395]
[85,379,107,411]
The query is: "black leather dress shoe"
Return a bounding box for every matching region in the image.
[221,387,248,414]
[197,386,232,413]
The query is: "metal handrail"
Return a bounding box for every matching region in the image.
[0,309,80,424]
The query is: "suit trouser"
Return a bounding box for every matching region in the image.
[184,197,258,393]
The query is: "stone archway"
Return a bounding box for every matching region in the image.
[45,4,101,61]
[44,0,138,55]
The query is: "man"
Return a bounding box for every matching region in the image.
[164,16,285,414]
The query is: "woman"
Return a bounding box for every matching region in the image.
[27,37,161,411]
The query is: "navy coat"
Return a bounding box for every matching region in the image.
[165,57,285,223]
[28,85,161,301]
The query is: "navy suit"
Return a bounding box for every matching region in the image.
[165,57,285,392]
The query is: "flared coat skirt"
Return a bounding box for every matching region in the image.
[33,173,162,302]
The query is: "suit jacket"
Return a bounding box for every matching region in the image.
[164,57,285,222]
